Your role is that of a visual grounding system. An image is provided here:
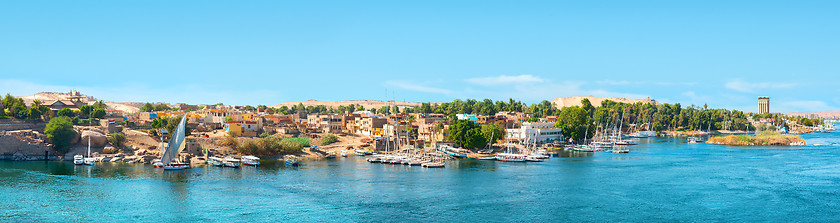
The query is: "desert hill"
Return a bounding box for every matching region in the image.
[552,96,658,109]
[270,100,426,109]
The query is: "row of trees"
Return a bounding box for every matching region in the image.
[2,93,108,121]
[445,120,505,149]
[139,102,177,112]
[555,99,759,142]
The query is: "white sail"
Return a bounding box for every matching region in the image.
[160,117,187,165]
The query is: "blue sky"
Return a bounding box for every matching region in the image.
[1,1,838,112]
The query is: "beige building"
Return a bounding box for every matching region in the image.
[758,97,770,114]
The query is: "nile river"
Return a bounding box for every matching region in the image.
[3,133,840,222]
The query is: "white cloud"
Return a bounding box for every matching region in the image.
[465,74,544,86]
[384,80,451,94]
[595,80,696,86]
[725,79,797,93]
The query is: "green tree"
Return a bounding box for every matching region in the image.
[27,107,42,121]
[45,116,76,153]
[93,100,107,109]
[107,133,126,148]
[139,103,154,112]
[321,134,338,145]
[80,105,95,117]
[56,108,75,117]
[93,108,106,119]
[446,120,486,149]
[153,103,170,111]
[555,106,591,141]
[481,123,505,145]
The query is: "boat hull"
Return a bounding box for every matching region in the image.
[163,163,191,170]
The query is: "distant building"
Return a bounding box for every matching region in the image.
[506,121,563,144]
[758,97,770,114]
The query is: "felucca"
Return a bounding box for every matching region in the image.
[159,116,190,170]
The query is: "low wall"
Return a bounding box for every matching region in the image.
[0,122,46,131]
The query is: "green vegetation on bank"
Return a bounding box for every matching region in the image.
[555,99,759,141]
[320,134,338,146]
[227,136,307,157]
[45,116,76,153]
[707,131,805,146]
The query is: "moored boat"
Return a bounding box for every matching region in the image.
[325,151,337,159]
[495,153,527,162]
[208,157,224,167]
[160,117,191,171]
[223,157,241,168]
[73,155,85,165]
[284,155,299,166]
[241,155,260,166]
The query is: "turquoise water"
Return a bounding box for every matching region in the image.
[3,133,840,222]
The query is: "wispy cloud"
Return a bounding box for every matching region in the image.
[725,79,797,93]
[465,74,544,86]
[596,80,695,86]
[385,80,451,94]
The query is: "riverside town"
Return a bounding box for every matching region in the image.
[3,1,840,222]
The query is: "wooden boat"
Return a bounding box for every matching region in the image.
[421,162,445,168]
[478,156,496,161]
[284,155,299,166]
[208,157,224,167]
[73,154,85,165]
[160,117,190,171]
[223,157,241,168]
[241,155,260,166]
[325,151,337,159]
[495,153,527,162]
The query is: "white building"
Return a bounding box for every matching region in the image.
[506,121,563,144]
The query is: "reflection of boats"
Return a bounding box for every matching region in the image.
[284,155,299,166]
[160,117,190,171]
[223,157,241,168]
[495,153,527,162]
[612,147,630,153]
[208,157,224,167]
[241,155,260,166]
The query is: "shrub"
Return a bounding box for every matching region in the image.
[45,116,76,153]
[282,137,310,147]
[259,132,270,138]
[107,133,126,148]
[218,136,239,148]
[321,134,338,145]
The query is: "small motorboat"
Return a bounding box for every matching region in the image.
[73,155,85,165]
[208,157,224,167]
[241,155,260,166]
[355,150,366,156]
[284,155,299,166]
[525,156,544,162]
[495,153,527,162]
[223,157,241,168]
[163,163,191,170]
[325,151,337,159]
[340,152,348,157]
[478,156,496,161]
[421,162,445,168]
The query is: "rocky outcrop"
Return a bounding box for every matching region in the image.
[0,133,59,161]
[80,131,107,147]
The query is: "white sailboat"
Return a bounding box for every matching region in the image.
[160,116,191,170]
[76,110,96,166]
